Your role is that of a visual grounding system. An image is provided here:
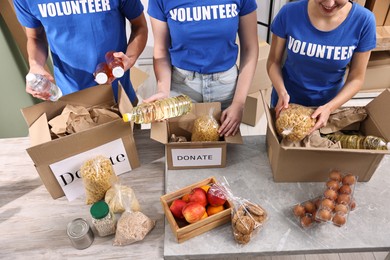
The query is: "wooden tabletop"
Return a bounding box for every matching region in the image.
[0,129,166,259]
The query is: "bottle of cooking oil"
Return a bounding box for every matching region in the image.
[105,51,124,78]
[326,134,390,150]
[26,73,63,101]
[122,95,192,124]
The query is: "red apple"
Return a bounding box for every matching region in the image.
[207,184,227,206]
[169,199,187,219]
[182,202,206,223]
[188,187,208,207]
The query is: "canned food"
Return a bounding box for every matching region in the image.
[67,218,94,250]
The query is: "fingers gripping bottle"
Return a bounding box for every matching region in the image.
[122,95,193,124]
[26,73,63,101]
[105,51,124,79]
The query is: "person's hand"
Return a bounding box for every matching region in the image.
[218,102,244,137]
[309,105,331,134]
[143,91,169,103]
[113,52,134,71]
[26,67,54,100]
[275,92,290,118]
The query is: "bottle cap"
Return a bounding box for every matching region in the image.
[90,201,109,219]
[26,73,37,83]
[95,72,108,84]
[112,67,124,78]
[122,113,130,122]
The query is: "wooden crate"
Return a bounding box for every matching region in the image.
[160,176,233,243]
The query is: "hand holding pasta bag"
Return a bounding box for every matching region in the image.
[80,155,118,205]
[191,107,220,142]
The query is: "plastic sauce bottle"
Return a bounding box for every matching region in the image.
[326,134,390,150]
[94,62,114,84]
[26,73,63,101]
[90,201,116,237]
[122,95,193,124]
[105,51,124,79]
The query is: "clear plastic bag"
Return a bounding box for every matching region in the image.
[113,190,155,246]
[105,181,141,214]
[191,107,220,142]
[216,178,268,245]
[275,103,316,142]
[80,155,118,205]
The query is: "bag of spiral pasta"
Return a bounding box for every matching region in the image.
[191,107,220,142]
[80,155,118,205]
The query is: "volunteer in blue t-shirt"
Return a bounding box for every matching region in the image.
[267,0,376,132]
[146,0,258,137]
[13,0,148,104]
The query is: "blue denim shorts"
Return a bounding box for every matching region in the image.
[170,65,238,110]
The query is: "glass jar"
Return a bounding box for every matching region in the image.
[90,201,116,237]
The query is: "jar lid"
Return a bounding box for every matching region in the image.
[112,66,124,78]
[95,72,108,84]
[90,201,109,219]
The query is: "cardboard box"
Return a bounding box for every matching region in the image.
[21,84,140,199]
[261,88,390,183]
[385,8,390,26]
[363,63,390,91]
[242,88,271,126]
[375,26,390,51]
[368,51,390,66]
[365,0,390,26]
[160,176,232,243]
[237,39,271,94]
[151,102,242,170]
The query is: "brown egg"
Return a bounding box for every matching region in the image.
[324,189,338,201]
[337,194,351,205]
[334,203,349,214]
[293,204,305,217]
[350,199,357,211]
[320,198,335,210]
[342,174,356,185]
[329,170,342,182]
[318,208,332,221]
[332,213,346,226]
[326,180,340,191]
[300,215,313,228]
[314,198,321,209]
[339,184,352,195]
[304,201,316,214]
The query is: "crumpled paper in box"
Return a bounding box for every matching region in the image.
[48,104,120,137]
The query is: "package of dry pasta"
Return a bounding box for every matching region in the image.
[113,192,155,246]
[105,180,141,214]
[215,178,268,245]
[191,107,220,142]
[80,155,118,205]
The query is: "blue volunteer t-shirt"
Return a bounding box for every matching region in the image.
[271,0,376,107]
[148,0,257,74]
[13,0,144,102]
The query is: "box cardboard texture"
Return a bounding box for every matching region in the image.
[242,88,271,127]
[261,88,390,183]
[21,84,140,199]
[365,0,390,26]
[160,176,232,243]
[151,102,242,170]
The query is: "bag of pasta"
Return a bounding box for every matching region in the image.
[275,103,316,142]
[191,107,220,142]
[105,181,141,214]
[80,155,118,205]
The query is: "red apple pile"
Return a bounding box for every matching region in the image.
[169,184,227,224]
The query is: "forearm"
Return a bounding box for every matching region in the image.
[26,27,49,70]
[153,55,172,95]
[267,60,287,98]
[125,14,148,68]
